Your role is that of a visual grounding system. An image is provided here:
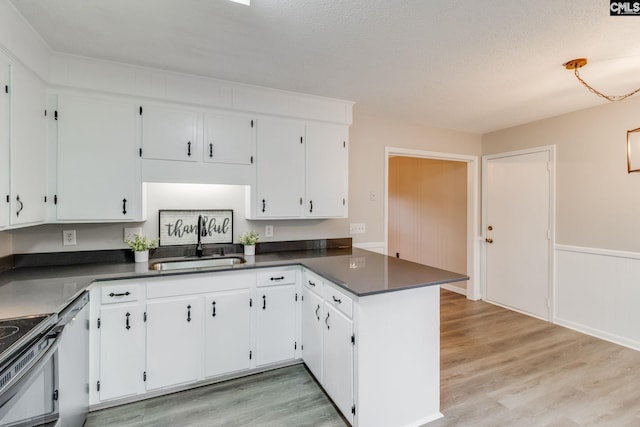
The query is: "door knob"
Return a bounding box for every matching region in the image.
[485,238,493,244]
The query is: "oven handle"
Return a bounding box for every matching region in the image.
[0,325,63,412]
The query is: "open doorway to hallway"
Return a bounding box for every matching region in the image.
[387,155,469,295]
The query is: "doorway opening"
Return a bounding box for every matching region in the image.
[385,148,479,299]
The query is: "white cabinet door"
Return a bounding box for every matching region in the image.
[204,289,252,377]
[305,124,349,218]
[203,113,255,165]
[10,65,46,226]
[0,55,9,228]
[57,95,138,220]
[323,303,354,424]
[255,118,304,218]
[146,296,204,390]
[98,304,146,402]
[301,286,323,382]
[141,105,198,162]
[255,284,297,366]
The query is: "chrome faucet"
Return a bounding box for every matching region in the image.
[195,215,204,257]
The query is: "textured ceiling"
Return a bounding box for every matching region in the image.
[10,0,640,133]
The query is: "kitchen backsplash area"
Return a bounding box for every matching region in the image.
[5,183,350,255]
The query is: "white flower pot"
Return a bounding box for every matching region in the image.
[243,245,255,256]
[134,250,149,263]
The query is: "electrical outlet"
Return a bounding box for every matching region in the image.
[349,223,366,234]
[265,225,274,237]
[369,191,377,201]
[63,230,76,246]
[124,227,142,242]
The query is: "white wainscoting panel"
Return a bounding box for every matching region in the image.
[555,244,640,351]
[352,242,386,255]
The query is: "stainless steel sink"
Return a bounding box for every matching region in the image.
[150,256,246,271]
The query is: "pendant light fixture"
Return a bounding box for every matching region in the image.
[564,58,640,102]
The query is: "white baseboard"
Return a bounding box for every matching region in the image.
[441,283,467,296]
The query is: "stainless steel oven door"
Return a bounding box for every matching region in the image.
[0,326,62,427]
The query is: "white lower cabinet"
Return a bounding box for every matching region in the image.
[204,289,252,377]
[145,296,205,390]
[301,277,324,382]
[255,284,297,366]
[323,302,354,423]
[97,302,146,402]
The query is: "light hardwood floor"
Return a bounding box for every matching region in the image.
[86,289,640,426]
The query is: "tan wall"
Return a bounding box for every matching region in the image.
[349,111,482,245]
[483,95,640,252]
[0,232,11,257]
[388,157,467,274]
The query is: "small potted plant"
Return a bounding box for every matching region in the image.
[239,230,259,256]
[125,234,159,263]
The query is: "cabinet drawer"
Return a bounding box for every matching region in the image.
[100,284,141,304]
[323,283,353,318]
[256,269,297,287]
[302,270,323,294]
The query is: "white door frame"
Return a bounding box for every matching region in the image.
[482,145,556,320]
[384,147,481,300]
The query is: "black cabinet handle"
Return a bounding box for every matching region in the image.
[109,292,131,297]
[187,304,192,322]
[262,199,266,213]
[122,198,127,215]
[270,276,285,281]
[308,280,316,287]
[309,200,313,213]
[16,195,23,217]
[212,301,216,317]
[315,304,320,321]
[332,296,342,304]
[325,312,330,330]
[125,312,131,330]
[187,141,192,157]
[262,295,266,310]
[209,143,213,158]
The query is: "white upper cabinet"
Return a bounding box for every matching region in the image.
[203,112,255,165]
[141,104,198,162]
[305,124,348,218]
[56,94,140,221]
[0,55,10,229]
[10,63,47,226]
[250,118,349,219]
[255,118,305,218]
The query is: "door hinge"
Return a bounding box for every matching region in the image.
[301,344,304,351]
[351,334,355,345]
[5,195,9,203]
[249,350,252,360]
[301,295,304,301]
[250,119,254,128]
[54,110,58,121]
[53,389,59,401]
[139,148,142,157]
[352,404,356,416]
[44,109,47,117]
[97,381,101,392]
[249,298,252,307]
[250,155,254,164]
[54,195,58,205]
[396,252,400,258]
[343,198,346,205]
[4,85,7,94]
[295,293,298,302]
[139,106,143,115]
[143,371,147,382]
[294,341,297,350]
[144,312,147,322]
[44,196,47,203]
[343,141,346,148]
[97,318,101,329]
[300,136,303,144]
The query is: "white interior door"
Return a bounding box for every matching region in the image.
[485,149,552,319]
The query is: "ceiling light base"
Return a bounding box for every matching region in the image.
[564,58,588,70]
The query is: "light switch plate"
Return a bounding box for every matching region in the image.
[349,223,366,234]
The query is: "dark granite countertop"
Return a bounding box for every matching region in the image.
[0,247,468,320]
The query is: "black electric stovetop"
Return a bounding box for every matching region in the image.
[0,315,52,356]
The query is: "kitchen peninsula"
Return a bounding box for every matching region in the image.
[0,246,467,427]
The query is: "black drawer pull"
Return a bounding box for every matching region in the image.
[270,276,285,281]
[315,304,320,320]
[109,292,131,297]
[187,304,192,322]
[262,295,266,310]
[325,312,330,330]
[332,296,342,304]
[308,280,316,287]
[125,312,131,330]
[187,141,192,157]
[212,301,216,317]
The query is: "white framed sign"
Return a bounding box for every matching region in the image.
[159,210,233,246]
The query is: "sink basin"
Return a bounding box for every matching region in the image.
[150,256,246,271]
